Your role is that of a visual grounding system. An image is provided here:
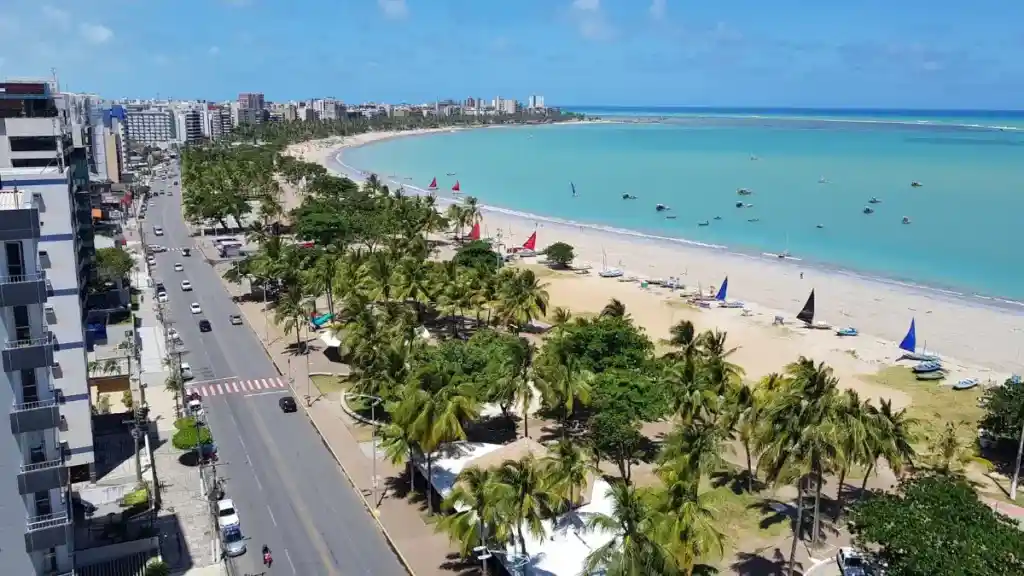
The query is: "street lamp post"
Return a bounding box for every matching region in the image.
[472,546,527,576]
[346,393,383,510]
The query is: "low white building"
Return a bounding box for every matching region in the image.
[418,438,617,576]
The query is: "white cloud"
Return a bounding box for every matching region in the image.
[208,46,221,56]
[79,23,113,45]
[570,0,613,41]
[650,0,667,20]
[378,0,408,19]
[42,6,71,29]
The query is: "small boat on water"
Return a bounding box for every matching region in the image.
[912,361,943,374]
[869,197,881,204]
[902,216,912,224]
[748,218,760,223]
[818,176,828,184]
[446,172,457,176]
[622,193,638,200]
[953,378,979,391]
[656,204,669,212]
[911,181,923,188]
[917,371,946,381]
[863,207,874,214]
[666,215,677,219]
[698,220,709,226]
[816,224,825,229]
[836,326,859,337]
[737,188,753,195]
[713,216,722,220]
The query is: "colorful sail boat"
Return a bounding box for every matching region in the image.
[452,180,461,193]
[427,177,438,190]
[522,231,537,251]
[468,221,481,241]
[896,318,940,361]
[796,290,815,324]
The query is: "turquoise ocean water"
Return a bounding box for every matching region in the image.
[342,109,1024,303]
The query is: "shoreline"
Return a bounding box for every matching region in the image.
[285,131,1023,389]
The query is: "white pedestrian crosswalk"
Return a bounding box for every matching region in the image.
[186,376,288,397]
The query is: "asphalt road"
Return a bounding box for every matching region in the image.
[144,166,406,576]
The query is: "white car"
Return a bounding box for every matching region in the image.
[156,291,168,303]
[189,302,202,314]
[216,499,240,529]
[181,280,193,291]
[173,263,184,272]
[147,256,156,266]
[180,362,194,380]
[837,547,868,576]
[167,328,182,342]
[153,226,164,236]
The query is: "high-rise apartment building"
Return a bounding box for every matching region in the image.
[179,110,203,144]
[237,92,265,112]
[122,107,175,147]
[528,95,545,110]
[0,79,96,575]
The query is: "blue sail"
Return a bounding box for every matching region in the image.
[715,277,729,301]
[571,182,577,196]
[899,318,917,353]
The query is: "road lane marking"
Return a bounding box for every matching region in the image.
[232,382,239,393]
[216,384,224,395]
[243,390,288,398]
[267,505,278,526]
[285,548,297,574]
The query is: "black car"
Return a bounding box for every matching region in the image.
[199,319,212,332]
[278,396,297,413]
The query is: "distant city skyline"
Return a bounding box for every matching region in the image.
[1,1,1023,109]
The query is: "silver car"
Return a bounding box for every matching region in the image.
[221,525,246,557]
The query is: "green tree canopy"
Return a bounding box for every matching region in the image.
[95,247,134,282]
[541,316,654,375]
[452,240,501,274]
[587,408,647,484]
[979,376,1024,439]
[171,418,213,450]
[591,369,673,423]
[542,241,575,268]
[848,472,1024,576]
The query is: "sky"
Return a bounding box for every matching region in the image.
[1,0,1023,109]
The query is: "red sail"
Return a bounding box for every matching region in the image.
[452,180,461,192]
[522,232,537,251]
[468,222,481,240]
[428,177,437,189]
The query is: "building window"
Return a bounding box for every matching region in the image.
[11,158,54,168]
[21,369,38,403]
[9,136,58,152]
[5,241,25,279]
[13,305,30,340]
[34,491,52,516]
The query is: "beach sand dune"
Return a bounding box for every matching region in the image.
[285,131,1023,408]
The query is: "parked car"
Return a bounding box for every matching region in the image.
[153,226,164,236]
[279,396,298,413]
[837,547,868,576]
[229,314,243,325]
[216,499,240,529]
[221,525,246,557]
[180,362,194,380]
[181,280,193,292]
[189,302,201,314]
[156,291,168,303]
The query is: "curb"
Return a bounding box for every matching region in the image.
[241,312,417,576]
[339,391,384,426]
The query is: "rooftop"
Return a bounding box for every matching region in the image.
[0,165,65,181]
[0,188,30,211]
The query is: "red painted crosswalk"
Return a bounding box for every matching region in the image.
[186,376,288,397]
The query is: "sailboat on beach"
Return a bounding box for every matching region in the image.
[452,180,462,194]
[897,318,940,362]
[427,177,438,191]
[516,231,538,257]
[797,290,815,324]
[467,221,481,241]
[714,277,745,308]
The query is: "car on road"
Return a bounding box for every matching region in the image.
[181,247,191,257]
[199,319,212,332]
[189,302,202,314]
[837,547,868,576]
[180,362,194,380]
[153,226,164,236]
[146,256,156,266]
[173,180,179,185]
[229,314,243,325]
[279,396,298,413]
[181,280,193,291]
[156,291,168,303]
[173,263,184,272]
[220,524,246,558]
[216,499,241,529]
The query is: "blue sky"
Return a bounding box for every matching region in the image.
[1,0,1022,108]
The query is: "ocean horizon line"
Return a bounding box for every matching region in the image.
[327,146,1024,316]
[563,105,1024,116]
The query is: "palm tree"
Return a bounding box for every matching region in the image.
[580,481,679,576]
[494,268,549,334]
[655,461,724,574]
[273,285,311,354]
[857,399,918,497]
[831,390,871,521]
[659,420,730,492]
[380,418,418,494]
[535,358,593,437]
[600,298,627,318]
[550,306,573,328]
[544,440,591,508]
[436,467,507,558]
[926,421,974,474]
[492,455,561,557]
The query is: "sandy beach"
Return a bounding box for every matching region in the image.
[284,130,1024,409]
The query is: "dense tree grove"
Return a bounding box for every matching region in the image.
[181,115,1001,575]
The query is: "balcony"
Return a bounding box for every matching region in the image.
[0,271,47,307]
[10,397,61,434]
[18,457,69,494]
[2,333,55,372]
[24,509,71,552]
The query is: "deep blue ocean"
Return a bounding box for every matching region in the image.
[343,108,1024,302]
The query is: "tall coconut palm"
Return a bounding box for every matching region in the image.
[858,399,918,497]
[436,467,507,558]
[380,417,418,493]
[544,440,591,508]
[659,420,730,492]
[550,306,573,328]
[492,455,562,558]
[926,421,974,474]
[600,298,627,319]
[831,390,871,521]
[655,462,724,575]
[580,481,679,576]
[272,285,311,354]
[535,358,593,437]
[495,269,549,334]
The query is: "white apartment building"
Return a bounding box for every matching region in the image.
[528,95,545,110]
[499,98,519,114]
[122,108,175,147]
[175,109,202,144]
[0,80,96,575]
[312,98,344,121]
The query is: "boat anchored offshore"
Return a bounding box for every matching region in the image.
[869,197,881,204]
[698,220,709,226]
[911,181,923,188]
[863,207,874,214]
[622,193,638,200]
[902,216,912,224]
[737,188,753,195]
[656,204,669,212]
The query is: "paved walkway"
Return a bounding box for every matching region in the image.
[212,261,458,576]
